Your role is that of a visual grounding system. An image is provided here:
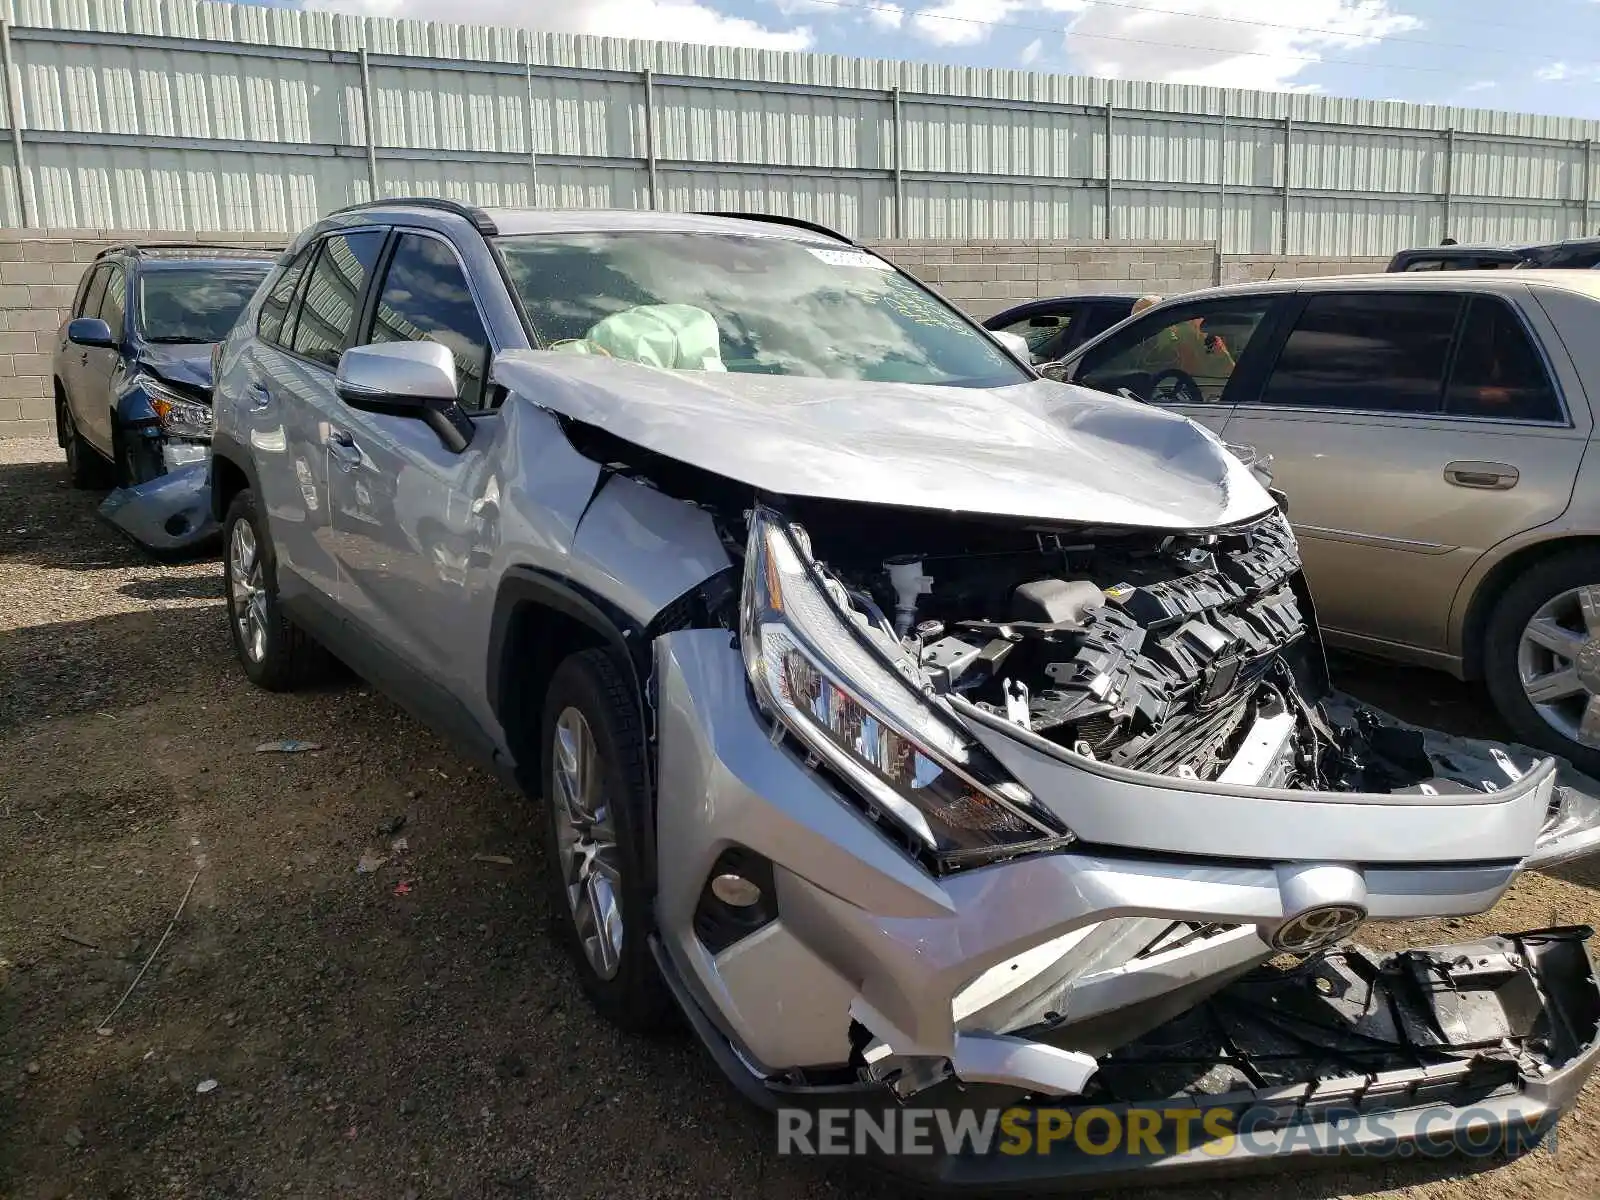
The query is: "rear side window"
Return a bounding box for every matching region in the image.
[76,265,110,319]
[1081,302,1133,339]
[258,245,316,347]
[288,231,386,369]
[1552,248,1600,269]
[1257,293,1462,414]
[363,233,492,409]
[1403,258,1444,272]
[1446,297,1561,422]
[98,265,127,336]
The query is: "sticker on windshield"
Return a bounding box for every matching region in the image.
[806,246,894,271]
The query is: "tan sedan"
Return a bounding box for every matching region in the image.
[1051,270,1600,773]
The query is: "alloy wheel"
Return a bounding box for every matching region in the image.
[1517,584,1600,748]
[550,706,624,980]
[228,518,269,664]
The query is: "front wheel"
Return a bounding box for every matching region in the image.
[1483,549,1600,777]
[538,648,675,1034]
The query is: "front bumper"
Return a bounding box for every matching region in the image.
[97,462,220,556]
[657,927,1600,1190]
[650,629,1600,1185]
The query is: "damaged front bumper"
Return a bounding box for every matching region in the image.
[97,462,219,556]
[656,928,1600,1190]
[650,628,1600,1186]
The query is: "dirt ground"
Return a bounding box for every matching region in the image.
[4,435,1600,1200]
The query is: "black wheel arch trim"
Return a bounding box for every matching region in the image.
[488,566,659,887]
[209,431,263,522]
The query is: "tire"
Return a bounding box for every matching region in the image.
[1483,548,1600,777]
[221,488,326,692]
[538,647,675,1034]
[59,397,113,490]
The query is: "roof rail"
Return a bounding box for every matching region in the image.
[91,242,280,262]
[328,196,499,236]
[694,211,856,246]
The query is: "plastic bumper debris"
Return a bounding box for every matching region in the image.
[97,463,219,556]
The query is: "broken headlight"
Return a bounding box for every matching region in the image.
[740,507,1071,870]
[146,378,213,441]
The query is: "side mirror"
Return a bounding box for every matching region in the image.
[336,341,473,453]
[1037,360,1071,383]
[67,317,115,348]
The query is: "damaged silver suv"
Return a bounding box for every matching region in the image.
[210,199,1600,1187]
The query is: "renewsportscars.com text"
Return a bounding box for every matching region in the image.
[777,1104,1556,1161]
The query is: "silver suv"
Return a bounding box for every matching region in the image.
[211,200,1600,1188]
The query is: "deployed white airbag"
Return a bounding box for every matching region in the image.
[553,303,727,372]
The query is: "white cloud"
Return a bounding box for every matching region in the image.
[1020,34,1043,62]
[867,2,906,28]
[1537,62,1573,82]
[909,0,1015,45]
[1063,0,1421,90]
[1462,79,1497,92]
[314,0,814,50]
[899,0,1420,90]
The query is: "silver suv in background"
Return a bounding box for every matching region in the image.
[208,199,1600,1189]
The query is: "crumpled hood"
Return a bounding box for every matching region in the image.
[493,353,1276,530]
[138,344,214,392]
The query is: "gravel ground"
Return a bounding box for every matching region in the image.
[3,434,1600,1200]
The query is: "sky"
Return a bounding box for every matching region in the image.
[298,0,1600,119]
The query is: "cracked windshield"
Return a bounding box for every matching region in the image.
[496,231,1028,388]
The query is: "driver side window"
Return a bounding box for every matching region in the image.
[1075,298,1273,405]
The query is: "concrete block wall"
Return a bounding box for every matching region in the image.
[0,230,283,441]
[0,232,1382,440]
[1221,255,1390,285]
[871,239,1220,320]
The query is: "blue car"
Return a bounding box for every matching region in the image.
[53,244,276,488]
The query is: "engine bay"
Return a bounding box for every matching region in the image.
[790,502,1450,794]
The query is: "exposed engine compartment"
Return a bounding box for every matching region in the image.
[560,418,1479,798]
[787,501,1434,794]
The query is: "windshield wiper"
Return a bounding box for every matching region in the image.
[141,335,215,344]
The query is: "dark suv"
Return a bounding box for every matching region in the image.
[1387,236,1600,273]
[53,244,275,488]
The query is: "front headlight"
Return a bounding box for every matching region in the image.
[145,379,214,441]
[740,506,1071,870]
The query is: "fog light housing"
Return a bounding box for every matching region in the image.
[693,848,777,954]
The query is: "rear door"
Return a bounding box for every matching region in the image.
[1064,293,1286,434]
[241,230,387,605]
[1221,286,1589,655]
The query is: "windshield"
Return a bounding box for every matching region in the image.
[137,266,271,343]
[494,231,1027,388]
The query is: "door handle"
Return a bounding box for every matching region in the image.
[248,383,272,411]
[328,428,362,471]
[1444,460,1519,491]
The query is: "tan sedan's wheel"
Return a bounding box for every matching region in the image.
[1516,585,1600,748]
[1484,549,1600,777]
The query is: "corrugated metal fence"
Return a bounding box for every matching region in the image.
[1,0,1597,254]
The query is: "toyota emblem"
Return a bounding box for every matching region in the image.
[1270,903,1367,953]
